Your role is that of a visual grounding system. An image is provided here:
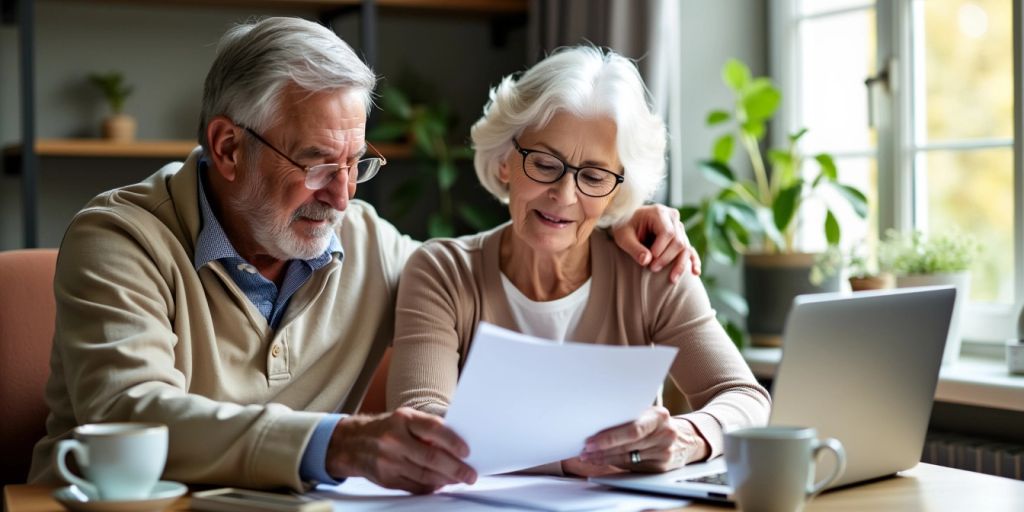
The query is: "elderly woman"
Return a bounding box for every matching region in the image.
[387,46,770,477]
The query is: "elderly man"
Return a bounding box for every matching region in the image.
[28,17,697,494]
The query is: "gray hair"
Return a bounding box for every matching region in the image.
[470,45,666,227]
[198,17,376,150]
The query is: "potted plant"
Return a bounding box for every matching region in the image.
[88,71,135,142]
[878,229,979,365]
[846,243,894,291]
[680,59,868,347]
[368,84,502,238]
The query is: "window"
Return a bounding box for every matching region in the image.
[771,0,1021,344]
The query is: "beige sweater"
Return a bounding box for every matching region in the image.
[29,148,419,490]
[387,224,771,463]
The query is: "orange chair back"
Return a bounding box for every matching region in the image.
[0,249,58,487]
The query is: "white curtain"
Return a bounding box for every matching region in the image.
[528,0,684,205]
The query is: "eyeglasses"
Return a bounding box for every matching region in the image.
[242,126,386,190]
[512,139,624,198]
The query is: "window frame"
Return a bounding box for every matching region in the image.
[770,0,1024,348]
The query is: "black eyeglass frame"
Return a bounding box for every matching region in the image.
[512,139,624,198]
[241,126,386,187]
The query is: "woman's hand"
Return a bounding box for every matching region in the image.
[578,406,710,473]
[611,204,701,283]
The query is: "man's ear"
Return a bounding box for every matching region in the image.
[206,116,243,182]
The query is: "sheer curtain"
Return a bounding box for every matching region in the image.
[527,0,684,205]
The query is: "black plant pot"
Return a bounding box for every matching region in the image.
[743,252,840,347]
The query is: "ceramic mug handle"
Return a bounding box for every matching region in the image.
[807,437,847,498]
[54,439,99,498]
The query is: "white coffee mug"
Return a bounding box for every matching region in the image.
[53,422,168,501]
[725,426,846,512]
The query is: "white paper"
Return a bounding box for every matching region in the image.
[444,322,678,475]
[446,475,691,511]
[313,475,690,512]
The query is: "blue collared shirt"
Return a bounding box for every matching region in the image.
[194,161,344,485]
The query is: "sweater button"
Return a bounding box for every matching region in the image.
[271,344,282,358]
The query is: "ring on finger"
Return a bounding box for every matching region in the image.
[630,449,642,465]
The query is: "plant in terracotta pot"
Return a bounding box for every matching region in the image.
[89,71,135,142]
[846,243,893,291]
[680,59,868,347]
[878,229,979,364]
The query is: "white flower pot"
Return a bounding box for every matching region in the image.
[896,272,970,365]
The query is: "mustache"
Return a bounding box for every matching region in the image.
[292,202,340,223]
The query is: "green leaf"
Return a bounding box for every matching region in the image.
[724,214,750,247]
[767,149,792,168]
[742,83,781,123]
[722,317,747,349]
[833,184,869,218]
[815,154,838,182]
[678,205,700,224]
[451,145,474,160]
[709,284,749,317]
[388,178,423,219]
[428,213,454,238]
[772,182,803,233]
[722,198,760,229]
[366,121,408,142]
[825,209,840,245]
[722,58,751,92]
[412,122,435,157]
[380,86,412,120]
[789,127,809,143]
[706,110,731,126]
[758,207,785,249]
[457,203,501,231]
[437,160,457,190]
[699,160,737,188]
[741,120,765,139]
[712,135,734,163]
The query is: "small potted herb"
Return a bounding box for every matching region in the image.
[879,229,980,364]
[88,71,136,142]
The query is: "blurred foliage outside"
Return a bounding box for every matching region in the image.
[920,0,1012,303]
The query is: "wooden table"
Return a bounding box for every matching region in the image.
[6,463,1024,511]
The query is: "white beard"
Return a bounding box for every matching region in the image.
[230,169,341,261]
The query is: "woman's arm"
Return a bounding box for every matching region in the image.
[578,270,770,472]
[386,245,465,417]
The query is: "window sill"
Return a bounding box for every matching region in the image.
[742,347,1024,413]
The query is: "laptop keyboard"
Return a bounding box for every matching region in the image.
[681,472,729,486]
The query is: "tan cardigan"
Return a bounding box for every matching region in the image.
[29,148,419,490]
[387,224,771,463]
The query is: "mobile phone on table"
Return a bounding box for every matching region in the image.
[191,487,332,512]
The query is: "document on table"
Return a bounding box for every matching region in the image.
[444,322,678,475]
[312,475,690,512]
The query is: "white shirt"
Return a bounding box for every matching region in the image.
[500,273,592,342]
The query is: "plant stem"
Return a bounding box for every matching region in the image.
[742,133,771,204]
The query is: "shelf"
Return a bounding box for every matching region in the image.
[55,0,527,14]
[4,139,198,158]
[3,139,413,160]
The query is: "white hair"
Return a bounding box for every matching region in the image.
[470,45,667,227]
[198,17,376,150]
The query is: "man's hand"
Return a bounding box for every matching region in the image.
[325,408,477,494]
[578,406,710,473]
[612,204,701,283]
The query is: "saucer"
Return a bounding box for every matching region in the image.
[53,481,187,512]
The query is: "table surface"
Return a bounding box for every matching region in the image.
[6,463,1024,511]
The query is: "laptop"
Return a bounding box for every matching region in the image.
[590,286,955,502]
